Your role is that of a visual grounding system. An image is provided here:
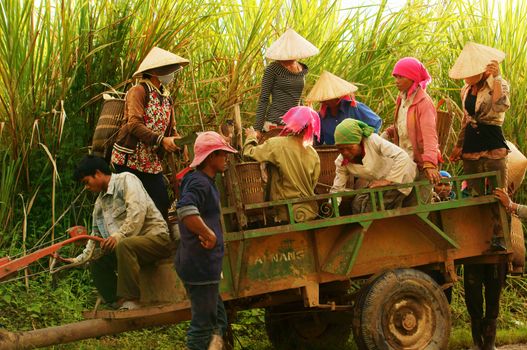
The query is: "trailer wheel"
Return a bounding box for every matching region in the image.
[265,306,351,349]
[352,268,451,350]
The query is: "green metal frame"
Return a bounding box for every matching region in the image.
[220,171,508,285]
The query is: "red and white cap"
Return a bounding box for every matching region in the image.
[190,131,238,168]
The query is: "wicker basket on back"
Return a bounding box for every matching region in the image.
[235,162,266,204]
[91,96,126,160]
[315,146,341,194]
[436,99,454,157]
[223,161,266,227]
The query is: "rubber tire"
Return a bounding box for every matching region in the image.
[265,305,352,350]
[352,268,451,350]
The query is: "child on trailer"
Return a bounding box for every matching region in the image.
[432,170,456,202]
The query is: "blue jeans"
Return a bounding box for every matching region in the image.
[185,283,227,350]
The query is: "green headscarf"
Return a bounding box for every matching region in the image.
[334,119,374,145]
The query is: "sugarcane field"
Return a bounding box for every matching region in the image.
[2,0,527,349]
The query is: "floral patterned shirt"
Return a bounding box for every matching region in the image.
[112,84,172,173]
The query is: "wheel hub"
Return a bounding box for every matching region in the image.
[384,296,435,349]
[401,312,417,331]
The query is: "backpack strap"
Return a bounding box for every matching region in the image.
[139,82,151,108]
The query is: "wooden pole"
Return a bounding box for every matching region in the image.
[233,103,242,150]
[0,309,190,350]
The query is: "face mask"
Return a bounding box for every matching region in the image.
[158,72,174,86]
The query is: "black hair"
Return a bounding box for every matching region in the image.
[74,155,111,181]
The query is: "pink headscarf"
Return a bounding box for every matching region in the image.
[279,106,321,146]
[392,57,432,97]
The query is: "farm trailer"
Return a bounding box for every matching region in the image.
[0,168,522,350]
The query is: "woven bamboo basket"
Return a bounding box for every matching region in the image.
[315,147,340,194]
[506,140,527,194]
[234,162,265,204]
[510,215,525,274]
[436,99,454,156]
[92,98,126,160]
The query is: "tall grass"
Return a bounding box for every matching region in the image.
[0,0,526,245]
[2,3,527,345]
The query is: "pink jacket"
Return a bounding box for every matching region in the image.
[385,88,440,169]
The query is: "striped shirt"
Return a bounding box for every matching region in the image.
[254,61,308,131]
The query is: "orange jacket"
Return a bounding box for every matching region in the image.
[384,88,440,169]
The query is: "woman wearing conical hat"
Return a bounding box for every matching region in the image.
[111,47,189,219]
[448,42,510,350]
[253,29,319,137]
[306,71,382,145]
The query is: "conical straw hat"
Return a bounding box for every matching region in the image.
[133,47,190,78]
[449,42,505,79]
[306,71,358,102]
[265,29,319,61]
[506,140,527,194]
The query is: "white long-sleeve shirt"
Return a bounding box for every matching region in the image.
[330,133,417,197]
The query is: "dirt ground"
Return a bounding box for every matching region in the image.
[497,345,527,349]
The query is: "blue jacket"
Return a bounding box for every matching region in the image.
[319,99,382,145]
[175,171,224,284]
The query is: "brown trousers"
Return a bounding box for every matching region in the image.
[91,234,173,302]
[463,158,507,193]
[463,157,508,329]
[352,189,406,213]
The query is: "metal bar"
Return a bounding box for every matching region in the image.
[358,221,372,230]
[0,235,104,280]
[378,190,385,211]
[223,195,497,241]
[454,178,463,201]
[331,197,340,217]
[415,183,422,205]
[287,203,295,225]
[233,240,245,297]
[234,172,499,211]
[345,231,365,275]
[225,164,248,228]
[369,191,378,212]
[416,213,460,249]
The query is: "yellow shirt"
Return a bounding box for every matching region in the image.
[243,135,320,222]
